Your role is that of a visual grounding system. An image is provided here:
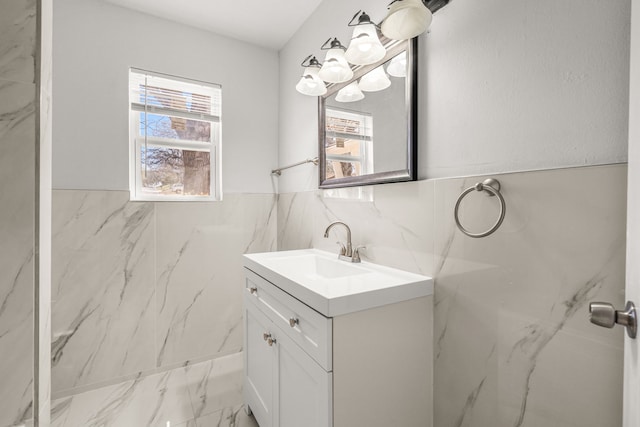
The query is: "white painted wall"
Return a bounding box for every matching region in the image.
[279,0,631,193]
[53,0,280,193]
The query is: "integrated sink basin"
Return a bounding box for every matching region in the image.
[266,253,368,279]
[243,249,433,316]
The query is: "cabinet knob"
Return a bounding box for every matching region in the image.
[289,317,299,328]
[249,286,258,295]
[263,332,276,346]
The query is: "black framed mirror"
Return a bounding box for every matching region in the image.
[318,38,418,189]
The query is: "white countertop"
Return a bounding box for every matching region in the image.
[243,249,433,317]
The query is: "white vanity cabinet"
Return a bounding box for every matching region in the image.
[243,250,434,427]
[244,300,276,426]
[244,269,332,427]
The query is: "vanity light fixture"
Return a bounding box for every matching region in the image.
[318,38,354,83]
[358,66,391,92]
[344,11,387,66]
[387,51,407,77]
[381,0,433,41]
[335,81,365,103]
[295,1,449,96]
[296,55,327,96]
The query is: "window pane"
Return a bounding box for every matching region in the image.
[327,115,364,136]
[139,113,215,142]
[326,137,362,156]
[140,146,211,196]
[326,160,362,179]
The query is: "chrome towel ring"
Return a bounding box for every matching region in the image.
[454,178,506,238]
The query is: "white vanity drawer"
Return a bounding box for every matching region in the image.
[244,268,332,371]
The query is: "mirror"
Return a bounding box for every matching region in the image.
[318,38,417,189]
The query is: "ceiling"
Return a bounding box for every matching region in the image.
[102,0,324,50]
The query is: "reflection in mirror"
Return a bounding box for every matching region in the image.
[319,39,417,189]
[324,107,372,180]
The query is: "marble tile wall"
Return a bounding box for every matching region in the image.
[51,352,257,427]
[278,184,435,276]
[0,0,38,426]
[51,191,277,396]
[278,164,626,427]
[49,164,625,426]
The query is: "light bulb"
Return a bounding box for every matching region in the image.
[296,66,327,96]
[335,81,365,103]
[318,39,354,83]
[381,0,433,41]
[359,66,391,92]
[345,23,386,66]
[387,51,407,77]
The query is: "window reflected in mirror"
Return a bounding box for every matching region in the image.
[325,108,372,179]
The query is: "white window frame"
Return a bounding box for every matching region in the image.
[129,68,222,202]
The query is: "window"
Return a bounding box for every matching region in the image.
[324,107,373,180]
[129,68,222,201]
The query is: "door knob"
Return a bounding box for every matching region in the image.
[589,301,637,339]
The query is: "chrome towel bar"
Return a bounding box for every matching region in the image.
[272,157,319,176]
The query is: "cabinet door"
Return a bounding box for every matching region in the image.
[277,331,333,427]
[244,300,276,427]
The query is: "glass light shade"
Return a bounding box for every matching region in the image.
[358,66,391,92]
[381,0,433,41]
[387,51,407,77]
[318,48,354,83]
[344,23,386,66]
[296,67,327,96]
[335,81,365,103]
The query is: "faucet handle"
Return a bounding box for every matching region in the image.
[336,241,347,256]
[352,245,366,263]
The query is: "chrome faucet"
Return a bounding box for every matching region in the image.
[323,221,362,263]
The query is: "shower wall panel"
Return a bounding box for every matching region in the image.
[0,0,38,425]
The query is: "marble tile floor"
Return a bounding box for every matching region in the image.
[183,409,257,427]
[50,352,258,427]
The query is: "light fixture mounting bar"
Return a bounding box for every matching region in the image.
[348,10,379,28]
[300,55,321,67]
[425,0,450,14]
[321,38,347,50]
